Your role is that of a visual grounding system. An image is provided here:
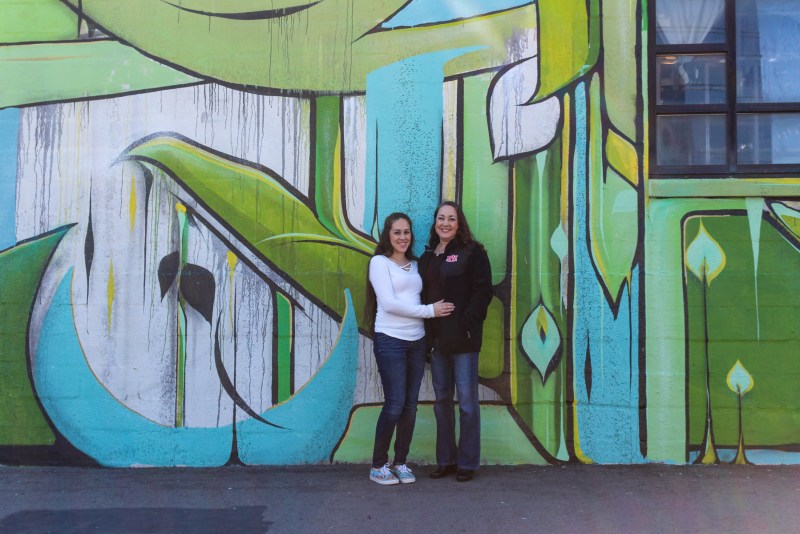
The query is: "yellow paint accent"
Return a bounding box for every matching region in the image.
[107,259,115,332]
[226,251,238,281]
[726,359,754,395]
[226,251,238,327]
[129,177,137,233]
[441,80,458,201]
[561,94,571,225]
[605,129,639,187]
[510,164,518,406]
[175,202,186,214]
[536,306,548,338]
[688,221,727,286]
[572,401,594,464]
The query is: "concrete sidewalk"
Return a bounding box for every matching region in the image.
[1,464,799,533]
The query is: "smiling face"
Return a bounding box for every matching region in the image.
[389,218,413,256]
[435,204,459,244]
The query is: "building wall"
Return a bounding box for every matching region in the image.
[0,0,796,467]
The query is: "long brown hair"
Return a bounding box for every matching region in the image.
[364,212,416,333]
[427,201,483,251]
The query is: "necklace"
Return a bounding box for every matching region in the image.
[389,256,412,271]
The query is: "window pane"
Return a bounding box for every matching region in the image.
[656,54,726,105]
[738,113,800,164]
[737,0,800,103]
[657,115,727,166]
[656,0,725,44]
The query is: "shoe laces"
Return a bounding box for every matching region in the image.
[376,464,394,477]
[393,464,412,474]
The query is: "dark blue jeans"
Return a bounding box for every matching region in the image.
[430,350,480,470]
[372,332,427,467]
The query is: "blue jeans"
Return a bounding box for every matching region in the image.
[372,333,427,467]
[430,350,480,470]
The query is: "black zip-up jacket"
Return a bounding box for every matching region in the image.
[418,241,493,355]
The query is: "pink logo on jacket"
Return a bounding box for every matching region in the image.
[446,254,458,263]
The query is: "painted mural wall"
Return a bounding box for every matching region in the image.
[0,0,797,467]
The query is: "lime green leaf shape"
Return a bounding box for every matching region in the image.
[122,135,372,329]
[726,359,754,396]
[0,41,199,109]
[62,0,537,92]
[534,0,599,102]
[685,221,726,286]
[313,96,374,252]
[0,225,74,445]
[587,75,638,309]
[520,303,562,383]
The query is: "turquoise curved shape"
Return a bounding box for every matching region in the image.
[237,289,358,464]
[382,0,532,27]
[35,269,230,467]
[34,269,358,467]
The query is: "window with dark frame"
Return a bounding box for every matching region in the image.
[650,0,800,176]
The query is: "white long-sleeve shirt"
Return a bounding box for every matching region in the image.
[369,255,434,341]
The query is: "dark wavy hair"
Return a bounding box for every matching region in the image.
[373,212,415,260]
[427,201,483,251]
[364,212,416,333]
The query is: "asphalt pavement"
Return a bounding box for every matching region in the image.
[1,463,799,533]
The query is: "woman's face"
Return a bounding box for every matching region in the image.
[389,218,412,255]
[435,205,459,243]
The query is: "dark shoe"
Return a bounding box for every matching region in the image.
[430,465,457,479]
[456,469,474,482]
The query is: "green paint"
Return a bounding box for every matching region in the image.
[175,207,189,427]
[0,227,72,445]
[175,303,187,427]
[511,145,565,457]
[60,0,535,92]
[649,179,800,199]
[645,197,743,461]
[124,136,373,330]
[333,404,548,465]
[314,96,343,239]
[686,216,800,448]
[588,76,638,306]
[478,297,505,380]
[276,292,292,404]
[601,0,638,140]
[0,41,198,109]
[535,0,600,102]
[0,0,78,44]
[461,74,508,285]
[312,95,372,251]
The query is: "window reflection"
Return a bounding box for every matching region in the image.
[657,115,726,166]
[738,113,800,164]
[657,54,726,105]
[737,0,800,103]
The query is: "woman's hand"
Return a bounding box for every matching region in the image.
[432,300,455,317]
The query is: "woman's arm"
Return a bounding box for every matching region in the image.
[369,257,435,318]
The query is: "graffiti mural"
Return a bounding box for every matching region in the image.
[1,0,798,467]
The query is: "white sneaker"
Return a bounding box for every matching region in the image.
[370,464,399,485]
[391,464,416,484]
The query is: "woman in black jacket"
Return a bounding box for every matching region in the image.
[418,201,493,482]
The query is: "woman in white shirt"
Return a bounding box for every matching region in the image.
[365,212,454,485]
